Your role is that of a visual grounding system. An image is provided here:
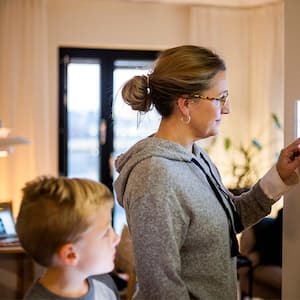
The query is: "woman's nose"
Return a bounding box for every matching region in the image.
[221,101,231,114]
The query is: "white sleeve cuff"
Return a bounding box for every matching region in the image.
[259,165,292,201]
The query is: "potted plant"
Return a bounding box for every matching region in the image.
[207,113,282,195]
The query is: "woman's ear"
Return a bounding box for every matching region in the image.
[177,97,190,115]
[56,243,79,266]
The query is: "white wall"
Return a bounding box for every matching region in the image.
[47,0,190,172]
[283,0,300,298]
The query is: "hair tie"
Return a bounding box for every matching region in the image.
[146,75,151,95]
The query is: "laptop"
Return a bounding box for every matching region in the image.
[0,203,19,246]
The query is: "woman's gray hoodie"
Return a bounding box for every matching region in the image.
[114,137,274,300]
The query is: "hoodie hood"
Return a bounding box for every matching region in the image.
[114,136,195,207]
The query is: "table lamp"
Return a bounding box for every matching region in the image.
[0,120,30,157]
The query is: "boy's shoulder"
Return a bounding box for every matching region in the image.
[91,273,120,300]
[23,280,56,300]
[23,274,120,300]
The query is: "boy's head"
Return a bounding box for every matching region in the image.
[16,176,119,275]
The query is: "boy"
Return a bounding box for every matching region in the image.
[16,176,120,300]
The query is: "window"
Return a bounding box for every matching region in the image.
[59,48,159,233]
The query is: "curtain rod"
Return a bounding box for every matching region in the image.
[189,0,283,10]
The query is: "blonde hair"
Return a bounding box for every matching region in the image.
[16,176,113,267]
[122,45,226,117]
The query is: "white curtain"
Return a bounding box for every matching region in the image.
[0,0,51,215]
[190,2,284,187]
[0,0,284,215]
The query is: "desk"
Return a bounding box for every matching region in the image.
[0,245,40,299]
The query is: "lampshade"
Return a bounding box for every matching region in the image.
[0,136,30,147]
[0,121,30,156]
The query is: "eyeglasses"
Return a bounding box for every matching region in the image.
[188,90,229,108]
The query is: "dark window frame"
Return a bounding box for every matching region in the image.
[58,48,159,190]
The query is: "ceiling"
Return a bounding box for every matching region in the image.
[125,0,280,7]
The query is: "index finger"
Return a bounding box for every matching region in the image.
[284,138,300,161]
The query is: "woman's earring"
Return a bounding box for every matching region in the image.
[181,114,191,125]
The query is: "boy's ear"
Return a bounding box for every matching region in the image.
[56,243,79,266]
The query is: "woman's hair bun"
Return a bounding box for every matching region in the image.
[121,75,152,112]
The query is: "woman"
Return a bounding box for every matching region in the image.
[114,45,300,300]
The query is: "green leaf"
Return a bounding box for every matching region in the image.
[252,139,262,150]
[271,113,282,129]
[210,136,217,146]
[224,137,231,151]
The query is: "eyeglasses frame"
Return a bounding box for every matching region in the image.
[188,90,229,108]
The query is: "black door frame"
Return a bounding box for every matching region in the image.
[58,47,158,190]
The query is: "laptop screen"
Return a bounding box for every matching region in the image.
[0,204,17,239]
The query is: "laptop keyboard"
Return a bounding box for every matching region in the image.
[0,237,20,247]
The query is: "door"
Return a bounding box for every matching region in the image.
[59,48,158,232]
